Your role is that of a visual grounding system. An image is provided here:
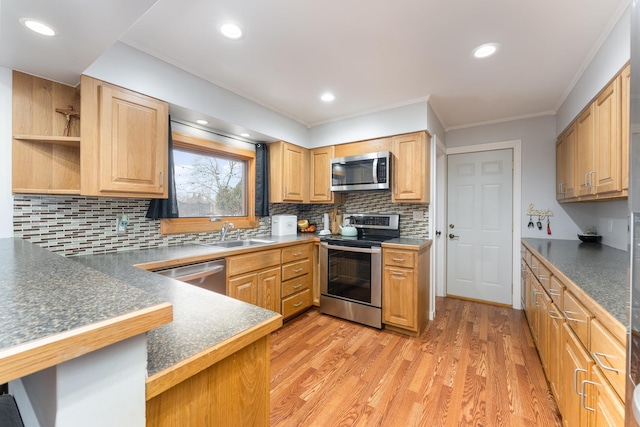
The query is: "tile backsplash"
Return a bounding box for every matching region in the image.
[14,191,429,257]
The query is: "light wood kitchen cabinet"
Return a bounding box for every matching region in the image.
[382,243,430,336]
[269,140,309,203]
[333,137,391,158]
[227,249,282,312]
[521,241,626,425]
[81,75,168,198]
[593,77,621,195]
[576,104,596,198]
[391,132,431,203]
[309,146,344,204]
[12,71,82,195]
[557,63,629,203]
[561,323,593,427]
[621,64,630,191]
[281,243,313,318]
[556,123,577,200]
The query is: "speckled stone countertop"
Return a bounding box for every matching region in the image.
[523,238,627,324]
[0,238,171,382]
[72,235,315,376]
[383,237,432,249]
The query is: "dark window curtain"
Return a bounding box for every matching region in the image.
[146,118,179,219]
[255,143,269,217]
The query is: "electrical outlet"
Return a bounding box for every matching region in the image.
[116,214,129,235]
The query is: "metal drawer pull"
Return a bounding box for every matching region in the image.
[547,309,564,320]
[391,258,406,263]
[292,283,303,289]
[292,252,302,257]
[549,289,561,296]
[592,352,620,372]
[581,380,597,412]
[293,301,303,307]
[563,310,586,323]
[391,272,407,278]
[573,368,587,395]
[293,268,303,273]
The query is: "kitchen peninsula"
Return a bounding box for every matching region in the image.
[0,238,284,426]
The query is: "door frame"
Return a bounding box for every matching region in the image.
[445,139,522,310]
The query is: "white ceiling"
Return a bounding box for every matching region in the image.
[0,0,630,132]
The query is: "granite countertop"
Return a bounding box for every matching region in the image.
[0,238,171,383]
[383,237,432,249]
[523,238,627,324]
[71,237,309,376]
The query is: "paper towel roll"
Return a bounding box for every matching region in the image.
[323,213,330,231]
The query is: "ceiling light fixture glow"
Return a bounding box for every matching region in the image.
[320,93,336,102]
[240,132,251,138]
[20,18,55,36]
[220,23,243,40]
[196,119,208,125]
[473,43,499,59]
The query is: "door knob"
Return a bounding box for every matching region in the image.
[449,233,459,240]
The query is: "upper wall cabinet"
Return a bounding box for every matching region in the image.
[310,146,339,204]
[556,64,629,203]
[12,71,81,195]
[81,76,168,198]
[392,131,431,203]
[12,72,169,199]
[269,140,309,203]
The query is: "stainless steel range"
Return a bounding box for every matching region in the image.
[319,213,400,328]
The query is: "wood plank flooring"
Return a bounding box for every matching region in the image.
[270,297,562,426]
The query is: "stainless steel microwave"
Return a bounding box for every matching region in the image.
[330,151,390,192]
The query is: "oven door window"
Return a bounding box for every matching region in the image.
[327,248,373,304]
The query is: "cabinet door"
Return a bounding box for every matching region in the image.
[228,273,258,305]
[621,64,630,191]
[587,367,625,427]
[561,324,593,427]
[382,266,416,330]
[594,77,621,194]
[548,302,565,403]
[556,124,577,200]
[310,146,333,203]
[536,288,551,371]
[392,132,430,203]
[282,143,306,202]
[98,83,168,196]
[258,267,281,313]
[576,104,596,197]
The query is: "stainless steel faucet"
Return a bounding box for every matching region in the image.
[220,222,235,241]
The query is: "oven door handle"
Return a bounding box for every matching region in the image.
[321,242,381,254]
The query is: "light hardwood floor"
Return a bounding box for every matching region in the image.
[270,297,562,426]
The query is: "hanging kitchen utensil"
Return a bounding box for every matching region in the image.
[528,216,534,228]
[547,218,552,235]
[537,216,543,230]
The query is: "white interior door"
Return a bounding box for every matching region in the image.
[446,149,513,305]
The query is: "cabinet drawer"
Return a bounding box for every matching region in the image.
[282,243,311,264]
[282,259,311,281]
[282,288,311,318]
[282,274,311,298]
[227,249,280,276]
[536,262,551,293]
[549,276,564,309]
[522,246,532,267]
[563,290,593,346]
[384,249,415,268]
[591,319,626,399]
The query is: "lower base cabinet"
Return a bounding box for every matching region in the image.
[522,242,625,426]
[382,242,431,336]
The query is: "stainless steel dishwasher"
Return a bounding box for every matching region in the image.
[155,259,226,294]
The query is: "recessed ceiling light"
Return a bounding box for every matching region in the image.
[473,43,499,59]
[220,23,243,40]
[196,119,208,125]
[20,18,55,36]
[320,93,336,102]
[240,132,251,138]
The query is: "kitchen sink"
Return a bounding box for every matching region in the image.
[200,238,276,248]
